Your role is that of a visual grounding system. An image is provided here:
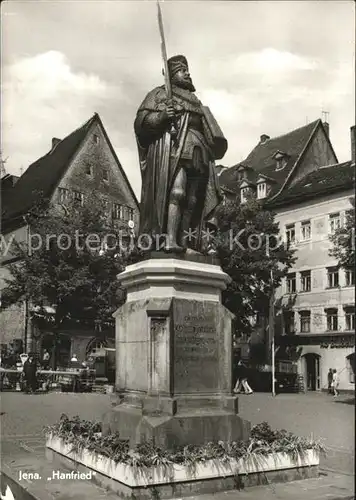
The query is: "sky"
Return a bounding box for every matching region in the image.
[1,0,355,198]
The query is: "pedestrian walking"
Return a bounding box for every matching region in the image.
[23,353,38,393]
[233,360,243,393]
[241,365,253,394]
[327,368,333,394]
[42,349,50,370]
[332,369,340,397]
[233,360,253,394]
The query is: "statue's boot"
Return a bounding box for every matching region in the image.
[165,202,184,253]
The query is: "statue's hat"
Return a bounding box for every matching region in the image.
[167,55,188,77]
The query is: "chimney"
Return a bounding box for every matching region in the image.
[351,125,356,164]
[322,122,330,137]
[260,134,270,144]
[11,175,20,186]
[215,164,227,177]
[52,137,61,149]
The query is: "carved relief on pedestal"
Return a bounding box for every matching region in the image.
[148,317,169,394]
[150,317,167,339]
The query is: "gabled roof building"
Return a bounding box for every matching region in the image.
[221,120,355,393]
[219,119,341,203]
[2,113,139,235]
[0,113,140,365]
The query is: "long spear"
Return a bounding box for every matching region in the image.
[156,1,176,136]
[155,1,174,231]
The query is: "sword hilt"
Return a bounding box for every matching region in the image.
[170,121,177,138]
[166,98,177,138]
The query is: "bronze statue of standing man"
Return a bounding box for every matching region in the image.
[134,54,227,254]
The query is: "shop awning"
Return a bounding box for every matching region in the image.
[277,332,354,347]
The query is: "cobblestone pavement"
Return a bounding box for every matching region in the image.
[237,391,354,475]
[1,391,354,474]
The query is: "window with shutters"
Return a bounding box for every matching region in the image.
[300,270,311,292]
[326,308,338,331]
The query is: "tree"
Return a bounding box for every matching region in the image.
[329,197,355,270]
[1,194,130,359]
[216,195,296,337]
[0,149,8,176]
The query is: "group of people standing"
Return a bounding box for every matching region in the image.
[22,353,38,393]
[22,350,51,393]
[22,352,87,393]
[327,368,340,397]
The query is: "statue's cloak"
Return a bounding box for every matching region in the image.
[134,85,227,244]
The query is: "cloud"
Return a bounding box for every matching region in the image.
[1,27,354,201]
[206,48,320,92]
[231,48,318,74]
[198,46,354,165]
[200,89,245,125]
[195,48,323,162]
[7,51,108,96]
[2,51,115,173]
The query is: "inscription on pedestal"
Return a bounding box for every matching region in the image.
[173,302,219,393]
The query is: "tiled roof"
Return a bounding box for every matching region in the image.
[220,119,323,195]
[1,174,19,211]
[245,119,319,172]
[269,161,355,206]
[215,164,231,183]
[219,162,253,193]
[219,161,243,188]
[2,114,97,222]
[256,173,277,183]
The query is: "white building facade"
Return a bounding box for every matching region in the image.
[220,120,355,392]
[275,189,354,392]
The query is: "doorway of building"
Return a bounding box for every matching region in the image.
[41,333,71,369]
[86,338,108,357]
[304,353,321,391]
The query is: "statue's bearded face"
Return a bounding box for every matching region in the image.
[171,67,196,92]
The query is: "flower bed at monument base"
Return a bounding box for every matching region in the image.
[46,434,319,488]
[44,416,323,497]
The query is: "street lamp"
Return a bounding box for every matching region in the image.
[266,244,276,397]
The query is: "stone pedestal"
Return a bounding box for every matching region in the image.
[102,257,250,448]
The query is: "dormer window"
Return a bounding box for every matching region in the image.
[276,158,286,171]
[260,134,270,144]
[273,151,288,171]
[241,187,250,204]
[241,188,250,203]
[240,178,255,204]
[257,182,266,199]
[237,167,246,181]
[256,175,270,199]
